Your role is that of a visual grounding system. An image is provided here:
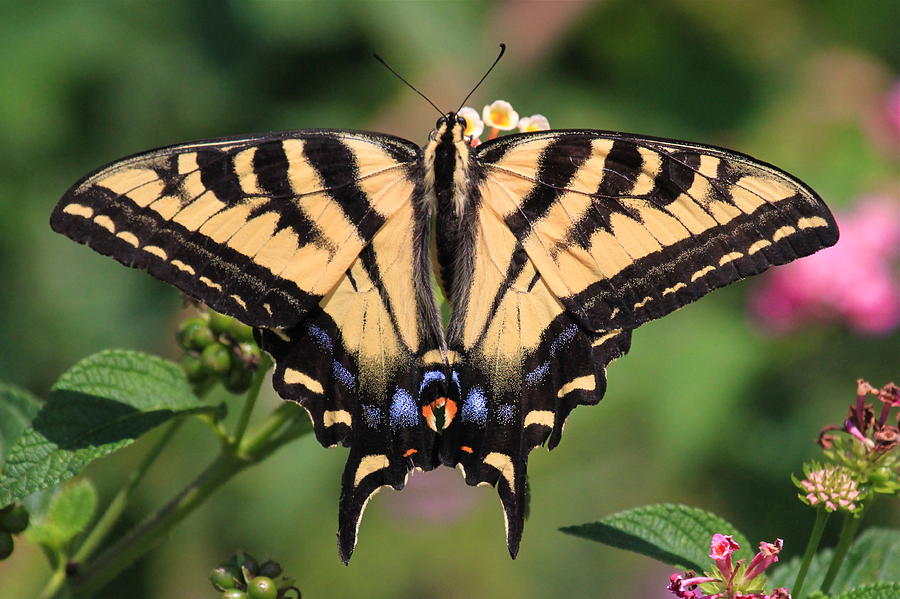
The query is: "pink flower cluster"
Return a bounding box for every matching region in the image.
[750,195,899,335]
[797,466,862,512]
[667,534,789,599]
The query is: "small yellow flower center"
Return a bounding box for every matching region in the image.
[491,109,510,127]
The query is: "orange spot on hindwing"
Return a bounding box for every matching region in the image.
[421,397,458,431]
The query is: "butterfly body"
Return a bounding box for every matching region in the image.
[51,111,838,562]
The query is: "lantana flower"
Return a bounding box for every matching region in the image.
[814,378,899,497]
[482,100,519,131]
[518,114,551,132]
[457,106,484,141]
[794,462,864,513]
[667,534,789,599]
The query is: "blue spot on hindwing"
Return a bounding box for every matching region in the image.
[306,324,333,353]
[497,404,516,425]
[525,326,580,387]
[461,387,488,426]
[362,405,381,428]
[549,325,578,354]
[418,370,446,394]
[451,370,461,395]
[332,360,356,390]
[524,361,550,387]
[389,388,419,429]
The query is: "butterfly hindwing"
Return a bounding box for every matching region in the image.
[437,173,633,555]
[256,164,445,563]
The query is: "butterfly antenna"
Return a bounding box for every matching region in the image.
[457,43,506,112]
[373,53,444,116]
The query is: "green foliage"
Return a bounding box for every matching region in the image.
[0,384,41,468]
[0,350,215,505]
[768,528,900,594]
[559,503,751,572]
[26,479,97,551]
[834,582,900,599]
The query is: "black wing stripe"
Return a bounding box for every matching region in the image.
[303,136,387,239]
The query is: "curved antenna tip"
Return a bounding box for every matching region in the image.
[457,43,508,112]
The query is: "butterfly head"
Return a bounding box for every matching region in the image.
[431,112,470,143]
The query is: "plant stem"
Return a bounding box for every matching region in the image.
[230,354,272,450]
[820,508,865,595]
[72,419,184,566]
[62,403,309,597]
[36,562,68,599]
[792,507,830,599]
[71,451,243,596]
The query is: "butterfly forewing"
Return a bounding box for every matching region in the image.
[475,130,838,332]
[51,130,420,328]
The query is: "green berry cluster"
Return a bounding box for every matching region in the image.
[0,503,30,560]
[177,309,262,394]
[209,552,300,599]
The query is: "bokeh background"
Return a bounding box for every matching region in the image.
[1,1,897,597]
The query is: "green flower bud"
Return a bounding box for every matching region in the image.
[202,343,232,376]
[241,554,259,581]
[221,590,246,599]
[224,363,253,394]
[177,318,216,350]
[180,353,207,383]
[0,504,29,534]
[257,560,282,579]
[0,531,13,560]
[236,342,262,366]
[247,576,277,599]
[210,564,242,591]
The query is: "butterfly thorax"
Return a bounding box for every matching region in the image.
[423,113,472,220]
[424,113,475,303]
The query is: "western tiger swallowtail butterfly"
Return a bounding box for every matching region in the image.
[51,45,838,562]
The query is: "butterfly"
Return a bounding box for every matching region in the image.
[50,48,838,563]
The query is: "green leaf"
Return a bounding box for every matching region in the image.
[0,350,214,505]
[25,478,97,550]
[0,383,41,469]
[768,528,900,594]
[559,503,751,571]
[831,528,900,592]
[834,582,900,599]
[768,549,832,593]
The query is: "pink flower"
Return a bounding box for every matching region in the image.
[744,539,783,580]
[751,195,900,335]
[668,572,718,598]
[886,81,900,138]
[710,534,740,573]
[668,534,793,599]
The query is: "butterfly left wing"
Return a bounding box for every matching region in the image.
[51,129,446,562]
[441,129,838,556]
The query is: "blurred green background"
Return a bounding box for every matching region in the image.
[0,1,897,597]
